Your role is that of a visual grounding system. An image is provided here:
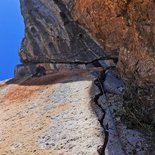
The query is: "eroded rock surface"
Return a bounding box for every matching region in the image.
[20,0,155,88]
[19,0,104,63]
[71,0,155,85]
[7,0,155,154]
[0,70,104,155]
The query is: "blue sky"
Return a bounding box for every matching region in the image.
[0,0,24,80]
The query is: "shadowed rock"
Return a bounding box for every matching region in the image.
[19,0,104,63]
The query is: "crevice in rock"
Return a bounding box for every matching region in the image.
[53,0,72,22]
[92,62,126,154]
[52,0,105,60]
[92,64,155,154]
[93,70,109,155]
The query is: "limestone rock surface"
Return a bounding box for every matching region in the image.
[0,70,104,155]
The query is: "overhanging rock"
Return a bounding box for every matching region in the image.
[19,0,105,63]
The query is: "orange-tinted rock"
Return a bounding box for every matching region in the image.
[0,70,104,154]
[71,0,155,85]
[19,0,155,85]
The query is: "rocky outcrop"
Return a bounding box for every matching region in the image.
[20,0,155,86]
[14,0,155,154]
[14,63,87,79]
[19,0,104,63]
[71,0,155,85]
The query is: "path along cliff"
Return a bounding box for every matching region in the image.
[0,0,155,154]
[0,65,155,154]
[0,69,105,154]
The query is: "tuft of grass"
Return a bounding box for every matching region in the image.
[119,60,155,144]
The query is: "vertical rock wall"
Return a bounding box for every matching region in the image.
[20,0,155,85]
[71,0,155,85]
[19,0,104,63]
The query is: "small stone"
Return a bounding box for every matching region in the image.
[10,143,23,149]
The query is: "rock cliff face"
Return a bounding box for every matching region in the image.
[20,0,155,85]
[71,0,155,85]
[1,1,155,154]
[19,0,104,63]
